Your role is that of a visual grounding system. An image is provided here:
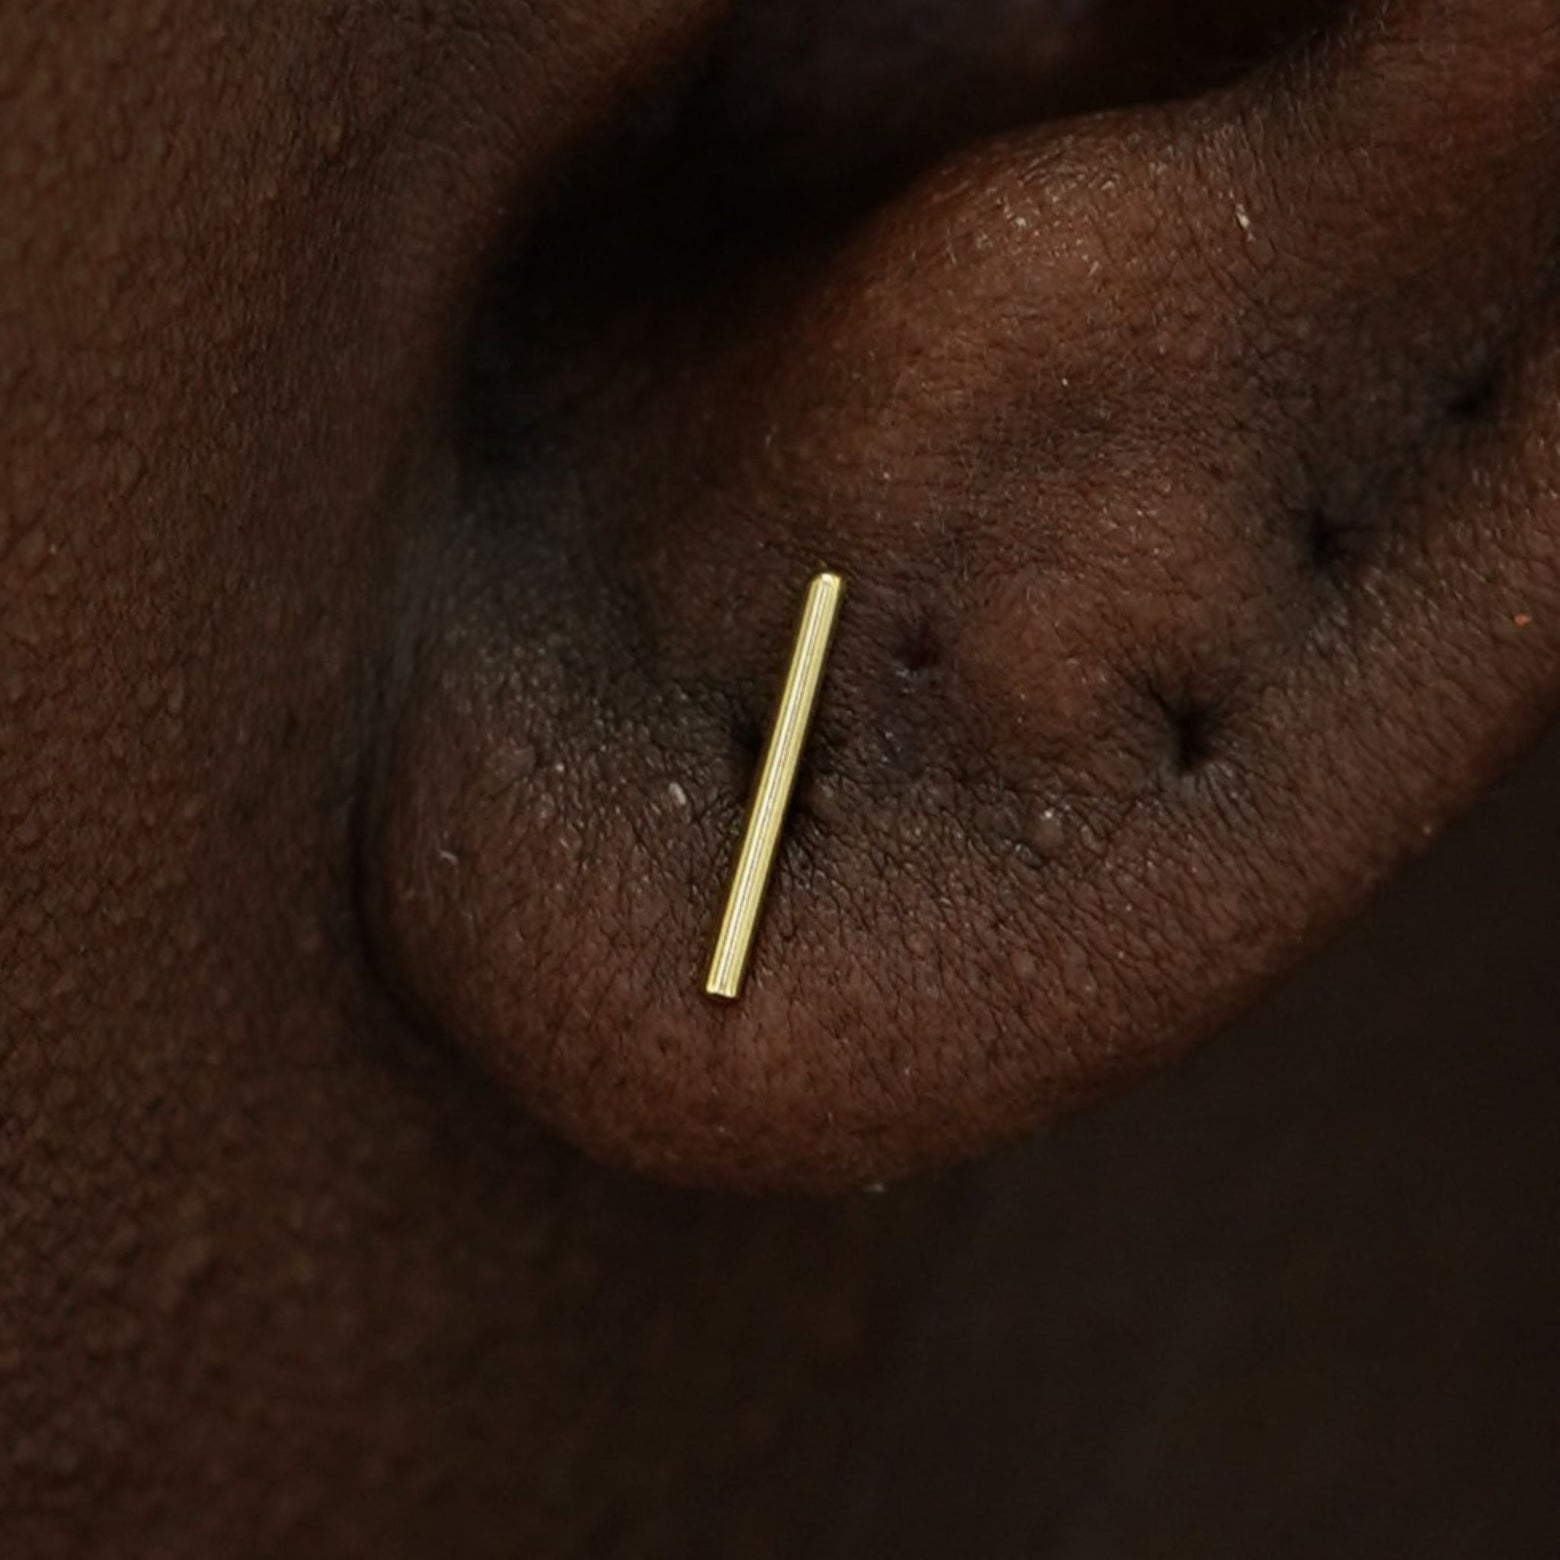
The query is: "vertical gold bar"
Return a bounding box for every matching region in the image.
[705,571,846,1002]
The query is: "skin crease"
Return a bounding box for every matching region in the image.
[0,1,1556,1556]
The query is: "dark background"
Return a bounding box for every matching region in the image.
[815,718,1559,1556]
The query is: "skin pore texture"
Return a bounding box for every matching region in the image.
[1,0,1558,1554]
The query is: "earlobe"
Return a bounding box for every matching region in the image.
[365,0,1560,1192]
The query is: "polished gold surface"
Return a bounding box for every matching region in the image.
[705,571,845,1001]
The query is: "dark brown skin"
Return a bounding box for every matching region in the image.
[2,0,1557,1553]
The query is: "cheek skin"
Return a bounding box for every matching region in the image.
[1,0,753,1543]
[369,11,1560,1193]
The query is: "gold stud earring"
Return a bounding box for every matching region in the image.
[705,571,845,1002]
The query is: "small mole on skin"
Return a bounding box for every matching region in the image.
[1513,613,1533,630]
[801,773,845,826]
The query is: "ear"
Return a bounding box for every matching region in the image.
[367,0,1560,1191]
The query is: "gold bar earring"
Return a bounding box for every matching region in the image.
[705,571,846,1002]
